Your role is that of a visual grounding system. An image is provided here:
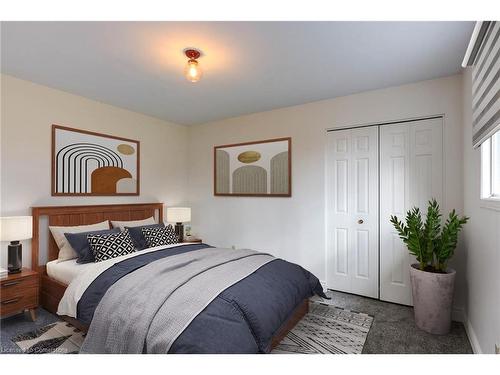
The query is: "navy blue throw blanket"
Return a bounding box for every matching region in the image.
[77,244,326,353]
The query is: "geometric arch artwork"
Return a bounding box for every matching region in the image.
[91,166,132,194]
[52,125,140,196]
[232,165,267,194]
[214,137,291,197]
[215,150,230,194]
[270,151,289,194]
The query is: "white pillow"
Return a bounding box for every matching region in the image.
[49,220,110,262]
[110,216,156,230]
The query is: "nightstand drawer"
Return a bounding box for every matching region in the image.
[0,288,38,316]
[1,275,38,300]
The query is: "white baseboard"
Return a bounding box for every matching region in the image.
[463,311,482,354]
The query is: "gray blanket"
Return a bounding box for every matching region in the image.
[80,247,274,353]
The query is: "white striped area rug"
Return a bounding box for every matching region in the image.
[12,321,85,354]
[11,301,372,354]
[271,301,373,354]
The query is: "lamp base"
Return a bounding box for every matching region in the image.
[8,241,22,274]
[174,222,184,243]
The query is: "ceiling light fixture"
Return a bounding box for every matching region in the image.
[184,48,202,83]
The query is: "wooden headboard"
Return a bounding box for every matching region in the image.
[31,203,164,270]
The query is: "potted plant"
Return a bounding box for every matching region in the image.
[390,199,468,335]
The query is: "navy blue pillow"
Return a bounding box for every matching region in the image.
[65,228,121,264]
[125,223,164,250]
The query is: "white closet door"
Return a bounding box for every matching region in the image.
[326,126,379,298]
[379,118,443,305]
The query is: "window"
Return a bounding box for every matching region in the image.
[481,130,500,200]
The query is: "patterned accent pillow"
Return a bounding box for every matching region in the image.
[125,223,165,250]
[87,229,136,263]
[142,224,179,248]
[65,228,121,264]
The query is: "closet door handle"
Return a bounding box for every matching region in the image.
[357,219,364,224]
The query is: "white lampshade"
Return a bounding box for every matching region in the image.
[0,216,33,242]
[166,207,191,223]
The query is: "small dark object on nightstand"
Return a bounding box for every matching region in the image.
[7,241,22,274]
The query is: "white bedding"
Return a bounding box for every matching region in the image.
[56,243,194,318]
[46,258,93,285]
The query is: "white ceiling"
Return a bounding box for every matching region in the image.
[1,22,473,125]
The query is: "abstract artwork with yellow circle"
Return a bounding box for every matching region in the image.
[214,137,291,197]
[52,125,140,196]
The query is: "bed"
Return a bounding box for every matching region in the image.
[32,203,325,353]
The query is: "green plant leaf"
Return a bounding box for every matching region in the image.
[423,199,441,268]
[435,210,469,270]
[390,198,468,272]
[391,207,427,269]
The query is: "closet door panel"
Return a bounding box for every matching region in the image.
[350,127,379,298]
[326,131,351,293]
[380,118,443,305]
[410,123,443,212]
[380,124,411,304]
[326,127,379,298]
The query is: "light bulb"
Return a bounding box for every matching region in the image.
[184,59,202,83]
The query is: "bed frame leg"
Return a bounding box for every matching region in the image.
[25,308,37,321]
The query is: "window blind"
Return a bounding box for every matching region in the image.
[464,21,500,148]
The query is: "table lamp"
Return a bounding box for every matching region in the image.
[0,216,33,274]
[166,207,191,242]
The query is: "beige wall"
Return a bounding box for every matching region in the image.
[188,74,465,309]
[461,68,500,354]
[1,73,471,327]
[0,74,189,268]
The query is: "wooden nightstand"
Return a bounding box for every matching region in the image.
[0,268,39,321]
[183,238,202,243]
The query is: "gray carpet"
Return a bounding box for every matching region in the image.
[1,290,473,354]
[314,290,473,354]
